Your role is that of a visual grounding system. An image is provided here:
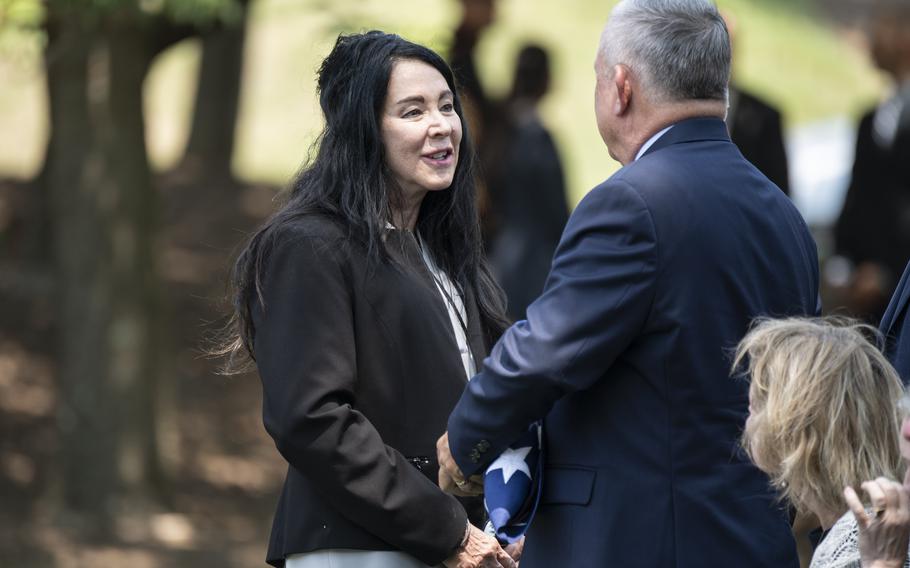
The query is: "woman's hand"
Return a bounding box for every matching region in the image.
[844,477,910,568]
[443,524,517,568]
[504,536,524,564]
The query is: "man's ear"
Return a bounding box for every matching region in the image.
[612,64,632,116]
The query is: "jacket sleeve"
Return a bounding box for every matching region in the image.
[252,230,467,565]
[447,180,659,476]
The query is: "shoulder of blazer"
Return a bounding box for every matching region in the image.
[264,214,358,269]
[252,216,360,307]
[272,213,347,243]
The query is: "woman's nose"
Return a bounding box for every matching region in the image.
[428,110,453,137]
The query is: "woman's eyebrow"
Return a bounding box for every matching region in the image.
[395,95,425,105]
[395,90,453,105]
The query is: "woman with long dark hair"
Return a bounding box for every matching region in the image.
[222,31,514,568]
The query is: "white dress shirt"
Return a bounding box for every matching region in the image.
[635,125,674,161]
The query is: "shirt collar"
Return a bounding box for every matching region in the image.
[634,125,674,161]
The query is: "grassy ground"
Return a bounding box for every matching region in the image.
[0,0,890,205]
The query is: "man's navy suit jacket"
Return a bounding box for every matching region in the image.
[447,118,819,567]
[882,260,910,383]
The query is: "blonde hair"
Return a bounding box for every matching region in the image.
[735,317,905,516]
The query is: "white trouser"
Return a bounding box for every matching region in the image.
[285,549,436,568]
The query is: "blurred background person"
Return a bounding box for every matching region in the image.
[487,44,569,321]
[450,0,496,131]
[736,317,907,568]
[723,12,791,196]
[449,0,500,240]
[833,10,910,324]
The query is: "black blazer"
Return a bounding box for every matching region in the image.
[251,215,490,566]
[489,114,570,320]
[836,107,910,297]
[727,86,790,195]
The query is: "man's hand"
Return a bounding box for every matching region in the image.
[437,432,484,496]
[443,524,517,568]
[844,477,910,568]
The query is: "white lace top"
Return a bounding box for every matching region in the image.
[810,511,910,568]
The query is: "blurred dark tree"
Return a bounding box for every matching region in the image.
[180,0,251,180]
[39,0,243,533]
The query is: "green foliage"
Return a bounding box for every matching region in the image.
[0,0,244,27]
[159,0,244,26]
[0,0,43,27]
[0,0,43,67]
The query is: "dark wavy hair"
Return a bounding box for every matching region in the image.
[220,30,508,371]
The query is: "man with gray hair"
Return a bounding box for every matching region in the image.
[437,0,818,566]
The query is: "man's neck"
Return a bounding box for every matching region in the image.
[621,99,726,165]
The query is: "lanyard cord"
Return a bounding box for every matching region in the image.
[415,233,469,337]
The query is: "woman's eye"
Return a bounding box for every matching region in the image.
[441,103,455,112]
[402,109,421,118]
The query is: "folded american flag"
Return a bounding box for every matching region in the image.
[483,422,543,544]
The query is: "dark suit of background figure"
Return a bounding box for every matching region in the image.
[834,90,910,322]
[447,118,818,568]
[487,45,569,321]
[882,260,910,384]
[450,24,488,122]
[488,109,568,321]
[449,0,503,245]
[253,216,489,567]
[726,86,790,195]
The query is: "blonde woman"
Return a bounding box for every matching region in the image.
[736,317,910,568]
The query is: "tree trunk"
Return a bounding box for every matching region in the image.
[44,9,175,530]
[45,12,118,528]
[181,1,250,180]
[103,21,173,506]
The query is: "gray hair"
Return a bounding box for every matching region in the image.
[599,0,731,103]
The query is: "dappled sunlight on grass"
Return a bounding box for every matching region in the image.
[115,513,198,550]
[57,548,159,568]
[0,451,35,486]
[191,451,284,493]
[0,341,54,417]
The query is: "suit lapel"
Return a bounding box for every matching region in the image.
[384,231,468,380]
[387,230,494,383]
[881,261,910,336]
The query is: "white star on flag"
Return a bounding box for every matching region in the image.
[486,446,532,483]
